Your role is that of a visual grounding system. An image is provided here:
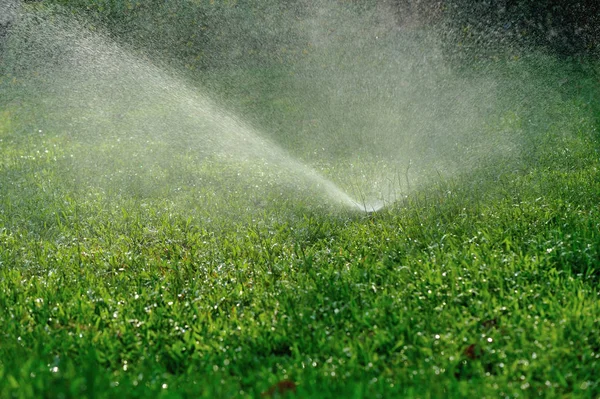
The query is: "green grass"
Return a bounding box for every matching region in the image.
[1,12,600,397]
[2,104,600,399]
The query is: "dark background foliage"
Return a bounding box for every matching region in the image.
[4,0,599,68]
[393,0,599,58]
[0,0,600,73]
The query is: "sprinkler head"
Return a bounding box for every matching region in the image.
[352,200,386,214]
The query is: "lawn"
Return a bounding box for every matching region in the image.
[1,3,599,398]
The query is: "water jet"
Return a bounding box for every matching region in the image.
[1,7,386,215]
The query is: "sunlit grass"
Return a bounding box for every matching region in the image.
[1,4,600,398]
[1,71,600,397]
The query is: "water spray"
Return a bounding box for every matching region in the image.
[2,8,388,214]
[3,3,524,218]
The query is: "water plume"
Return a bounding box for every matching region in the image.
[2,2,577,218]
[2,7,381,213]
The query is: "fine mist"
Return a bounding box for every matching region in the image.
[1,2,581,218]
[2,7,381,213]
[193,2,547,202]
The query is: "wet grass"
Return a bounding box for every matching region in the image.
[1,49,600,399]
